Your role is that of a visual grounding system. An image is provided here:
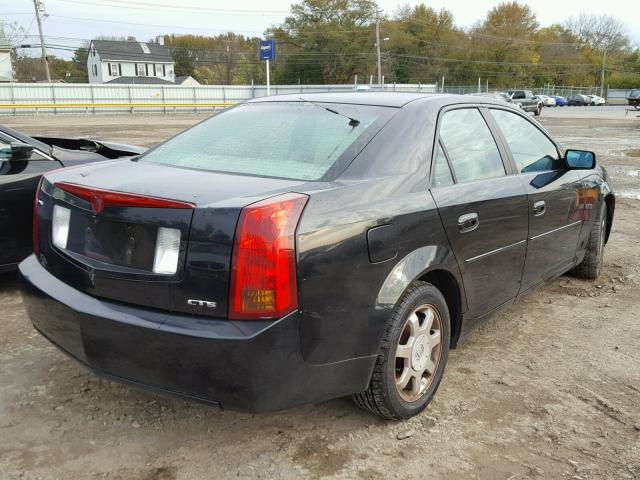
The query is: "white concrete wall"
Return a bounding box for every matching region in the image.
[0,83,438,115]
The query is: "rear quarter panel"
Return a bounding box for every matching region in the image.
[296,181,461,365]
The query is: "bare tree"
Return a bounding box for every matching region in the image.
[565,14,630,52]
[2,21,26,46]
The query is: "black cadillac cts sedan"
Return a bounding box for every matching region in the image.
[20,93,615,419]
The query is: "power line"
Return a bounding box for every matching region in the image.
[53,0,291,16]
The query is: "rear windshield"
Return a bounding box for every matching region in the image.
[140,102,393,181]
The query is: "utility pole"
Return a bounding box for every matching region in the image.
[33,0,51,82]
[600,49,607,97]
[225,43,231,85]
[375,9,382,85]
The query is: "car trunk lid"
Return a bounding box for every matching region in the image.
[37,161,308,314]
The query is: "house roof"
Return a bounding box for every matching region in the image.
[105,76,174,85]
[175,75,199,85]
[91,40,173,62]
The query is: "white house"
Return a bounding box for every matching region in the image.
[0,23,14,83]
[87,39,175,84]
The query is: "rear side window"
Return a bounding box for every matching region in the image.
[432,142,454,187]
[140,102,391,181]
[490,109,561,173]
[439,108,505,183]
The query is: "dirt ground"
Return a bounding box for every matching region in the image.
[1,107,639,480]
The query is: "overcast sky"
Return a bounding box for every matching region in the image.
[2,0,638,59]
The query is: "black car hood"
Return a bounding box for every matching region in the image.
[43,159,310,208]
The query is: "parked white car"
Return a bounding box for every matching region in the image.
[587,95,606,106]
[537,95,557,107]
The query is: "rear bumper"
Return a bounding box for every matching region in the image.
[19,255,374,412]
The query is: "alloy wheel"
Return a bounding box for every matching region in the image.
[394,304,443,402]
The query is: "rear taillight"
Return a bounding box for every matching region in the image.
[229,193,308,320]
[33,176,45,256]
[54,182,195,213]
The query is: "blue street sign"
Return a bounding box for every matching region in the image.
[260,40,276,61]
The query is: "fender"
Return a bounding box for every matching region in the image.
[376,245,467,313]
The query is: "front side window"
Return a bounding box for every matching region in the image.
[439,108,505,183]
[140,102,392,181]
[432,142,454,187]
[490,109,561,173]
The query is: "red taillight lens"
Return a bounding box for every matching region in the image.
[229,193,308,320]
[33,176,45,256]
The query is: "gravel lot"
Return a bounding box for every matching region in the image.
[1,107,639,480]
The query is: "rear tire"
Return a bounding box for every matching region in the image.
[534,105,542,116]
[352,282,450,420]
[573,203,607,279]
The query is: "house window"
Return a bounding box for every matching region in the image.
[155,64,163,77]
[92,64,97,76]
[136,64,146,76]
[109,63,119,76]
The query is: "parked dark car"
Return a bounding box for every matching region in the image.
[506,90,543,115]
[0,125,144,273]
[19,93,615,419]
[627,89,640,108]
[567,94,590,106]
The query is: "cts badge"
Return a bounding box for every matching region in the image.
[187,299,217,308]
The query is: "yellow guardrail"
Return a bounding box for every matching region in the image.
[0,103,235,109]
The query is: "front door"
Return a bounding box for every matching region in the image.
[0,135,61,268]
[487,107,583,291]
[430,107,529,318]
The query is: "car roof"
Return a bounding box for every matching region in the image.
[246,92,510,109]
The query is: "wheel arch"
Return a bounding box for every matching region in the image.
[604,193,615,244]
[376,246,466,349]
[416,269,463,348]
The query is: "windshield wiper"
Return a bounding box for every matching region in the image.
[298,97,360,127]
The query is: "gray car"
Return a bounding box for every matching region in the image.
[506,90,543,116]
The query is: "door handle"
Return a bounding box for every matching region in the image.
[532,200,546,216]
[457,212,479,233]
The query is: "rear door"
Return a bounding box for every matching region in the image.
[487,107,583,291]
[430,106,529,318]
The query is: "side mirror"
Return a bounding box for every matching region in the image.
[565,149,596,169]
[0,142,35,162]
